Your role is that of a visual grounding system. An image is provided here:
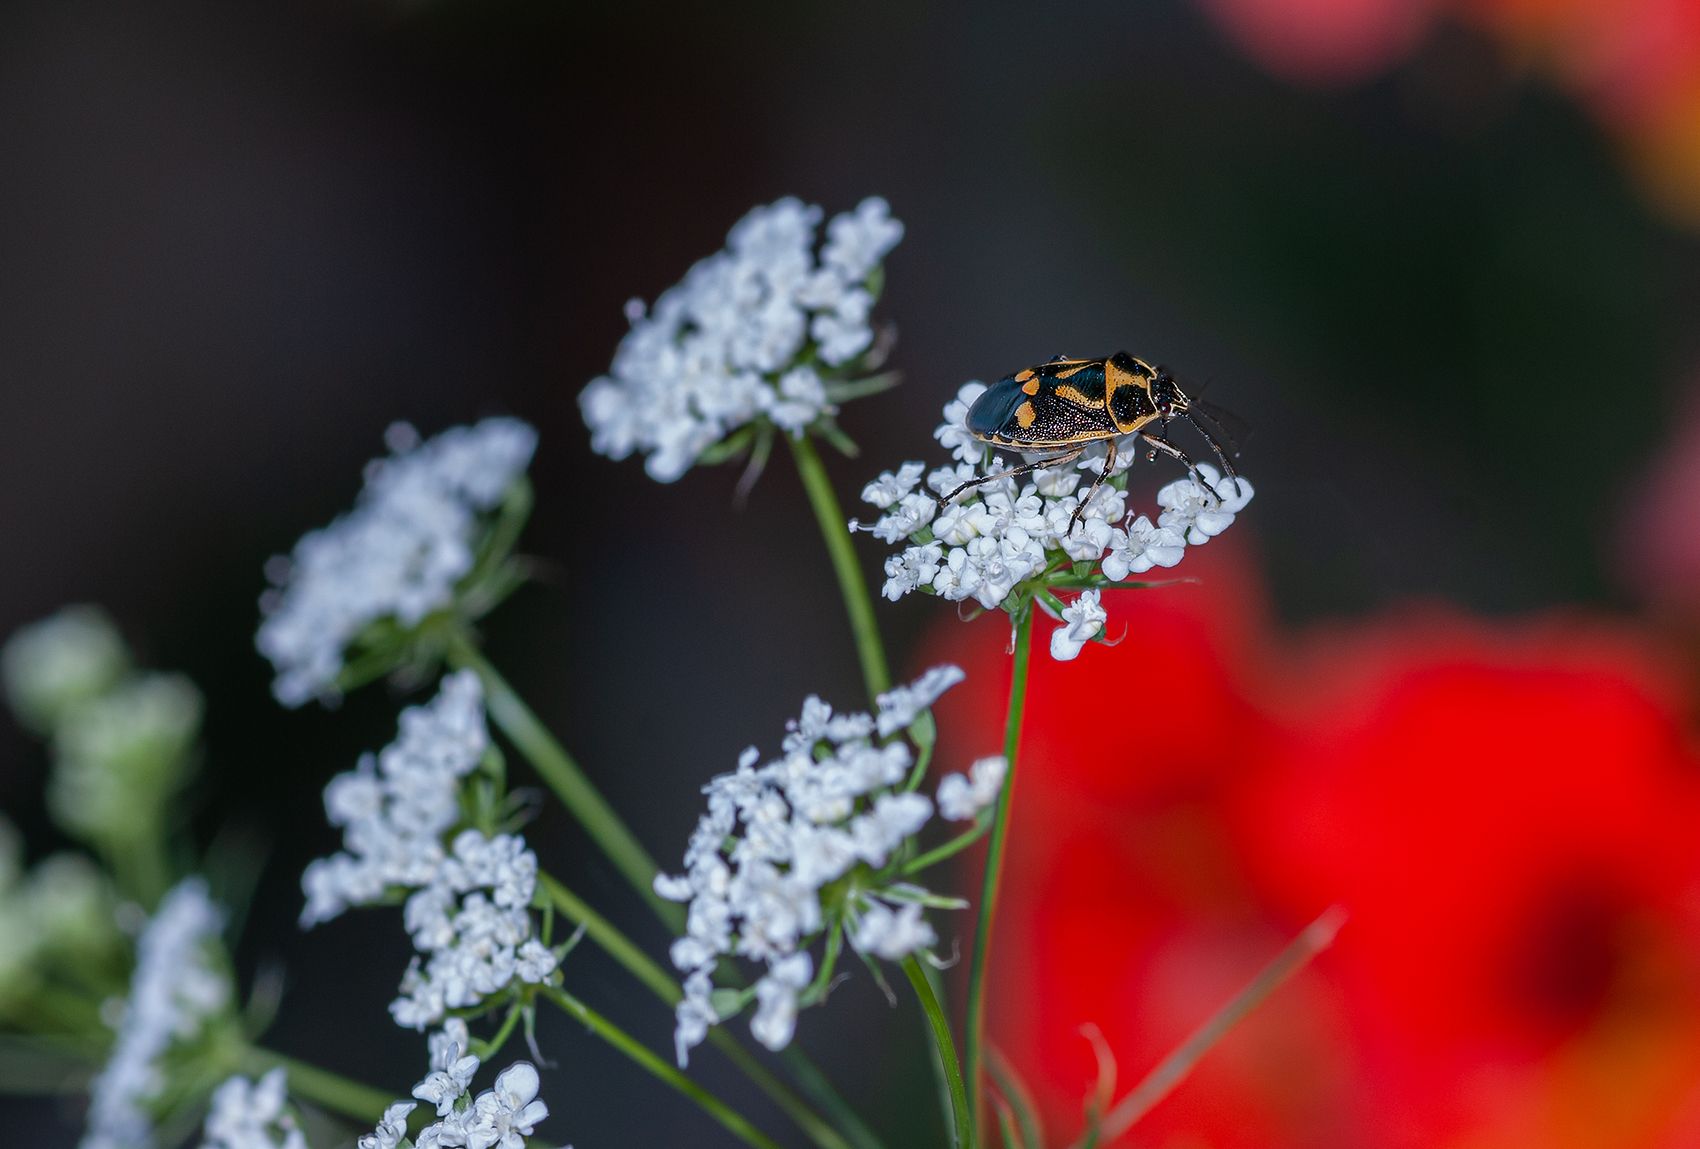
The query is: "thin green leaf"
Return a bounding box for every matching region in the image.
[822,371,902,403]
[988,1047,1046,1149]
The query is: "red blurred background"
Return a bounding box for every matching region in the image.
[932,524,1700,1147]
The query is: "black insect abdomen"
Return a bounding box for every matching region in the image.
[965,378,1031,437]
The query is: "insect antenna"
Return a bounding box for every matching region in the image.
[1188,398,1252,457]
[1180,408,1243,497]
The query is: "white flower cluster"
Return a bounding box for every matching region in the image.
[82,880,230,1149]
[258,419,538,708]
[656,667,993,1067]
[360,1019,550,1149]
[856,382,1255,660]
[299,672,557,1031]
[199,1070,306,1149]
[579,196,904,482]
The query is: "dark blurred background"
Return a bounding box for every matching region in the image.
[3,0,1699,1144]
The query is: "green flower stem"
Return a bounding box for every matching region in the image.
[1065,907,1348,1149]
[787,433,891,700]
[902,957,973,1149]
[786,431,909,1149]
[240,1047,396,1126]
[963,607,1033,1136]
[111,828,172,910]
[537,872,857,1149]
[442,631,681,930]
[899,821,989,876]
[773,1047,886,1149]
[537,872,678,1003]
[540,986,783,1149]
[12,982,105,1033]
[445,646,872,1148]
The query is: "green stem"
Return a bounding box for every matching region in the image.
[787,433,891,700]
[442,631,680,929]
[963,608,1033,1137]
[537,872,857,1149]
[774,1047,887,1149]
[240,1047,396,1126]
[902,957,973,1149]
[785,432,903,1149]
[540,987,782,1149]
[538,873,679,1003]
[1065,908,1348,1149]
[901,822,989,876]
[108,827,171,910]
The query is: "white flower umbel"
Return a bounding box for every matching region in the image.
[359,1021,551,1149]
[299,672,559,1030]
[257,418,538,708]
[199,1069,308,1149]
[579,197,904,483]
[855,382,1254,661]
[82,879,231,1149]
[656,667,980,1066]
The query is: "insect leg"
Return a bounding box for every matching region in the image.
[1139,432,1221,505]
[937,449,1085,508]
[1069,438,1118,534]
[1180,411,1243,498]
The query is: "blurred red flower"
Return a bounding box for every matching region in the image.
[927,539,1700,1147]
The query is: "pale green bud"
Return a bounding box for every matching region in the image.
[1,606,129,735]
[49,672,203,845]
[24,852,118,957]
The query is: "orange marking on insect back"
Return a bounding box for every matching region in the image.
[1054,363,1091,380]
[1015,369,1036,383]
[1054,384,1094,407]
[1015,401,1038,429]
[1021,376,1041,395]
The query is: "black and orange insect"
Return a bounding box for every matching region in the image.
[938,352,1245,529]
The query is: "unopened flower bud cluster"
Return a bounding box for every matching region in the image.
[856,381,1255,660]
[0,818,118,1005]
[580,196,904,482]
[2,606,202,855]
[655,666,1004,1066]
[299,671,558,1031]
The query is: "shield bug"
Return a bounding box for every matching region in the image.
[939,352,1245,530]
